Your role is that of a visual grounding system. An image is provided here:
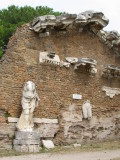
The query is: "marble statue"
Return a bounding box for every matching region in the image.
[82,100,92,119]
[16,81,40,131]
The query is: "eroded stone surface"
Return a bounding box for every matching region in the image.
[13,139,40,145]
[59,115,120,144]
[38,123,59,138]
[97,30,120,55]
[8,117,58,124]
[15,131,40,140]
[14,131,40,152]
[31,11,108,32]
[82,100,92,119]
[16,81,40,131]
[34,118,58,124]
[39,52,60,65]
[102,86,120,98]
[66,57,97,74]
[102,64,120,78]
[76,10,109,30]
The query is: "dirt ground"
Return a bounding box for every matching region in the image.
[0,149,120,160]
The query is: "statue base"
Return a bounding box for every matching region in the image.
[13,131,40,152]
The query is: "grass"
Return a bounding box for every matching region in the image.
[0,140,120,157]
[47,140,120,154]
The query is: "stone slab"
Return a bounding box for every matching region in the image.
[73,94,82,100]
[73,143,81,147]
[8,117,58,124]
[13,139,40,145]
[15,131,40,140]
[8,117,18,123]
[34,118,58,124]
[42,140,55,149]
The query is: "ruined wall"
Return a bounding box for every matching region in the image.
[0,23,120,148]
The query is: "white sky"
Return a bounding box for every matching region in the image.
[0,0,120,32]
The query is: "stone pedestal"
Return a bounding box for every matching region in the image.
[13,131,40,152]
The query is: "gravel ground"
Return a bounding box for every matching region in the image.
[0,149,120,160]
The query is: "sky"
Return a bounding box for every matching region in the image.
[0,0,120,32]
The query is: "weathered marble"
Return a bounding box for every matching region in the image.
[97,30,120,55]
[14,131,40,152]
[82,100,92,119]
[42,140,55,149]
[30,12,120,56]
[8,117,58,124]
[39,52,60,65]
[16,81,40,131]
[34,118,58,124]
[31,15,56,32]
[76,10,109,30]
[66,57,97,74]
[60,61,70,68]
[102,64,120,78]
[31,11,109,32]
[102,86,120,98]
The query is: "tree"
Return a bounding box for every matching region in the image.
[0,5,62,59]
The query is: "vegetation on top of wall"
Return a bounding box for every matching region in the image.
[0,5,63,59]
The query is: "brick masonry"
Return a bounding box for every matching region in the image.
[0,24,120,148]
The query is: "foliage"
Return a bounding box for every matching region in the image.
[0,5,62,58]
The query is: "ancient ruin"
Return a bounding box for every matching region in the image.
[0,10,120,150]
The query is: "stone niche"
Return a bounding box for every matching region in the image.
[102,64,120,78]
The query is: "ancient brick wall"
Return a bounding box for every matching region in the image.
[0,24,120,148]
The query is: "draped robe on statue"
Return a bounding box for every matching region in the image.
[16,81,40,131]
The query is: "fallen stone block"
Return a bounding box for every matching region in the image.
[42,140,55,149]
[73,143,81,147]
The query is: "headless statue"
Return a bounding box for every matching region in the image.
[16,81,40,131]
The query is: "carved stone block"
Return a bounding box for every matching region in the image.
[13,139,40,145]
[15,131,40,140]
[14,131,40,152]
[39,52,60,65]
